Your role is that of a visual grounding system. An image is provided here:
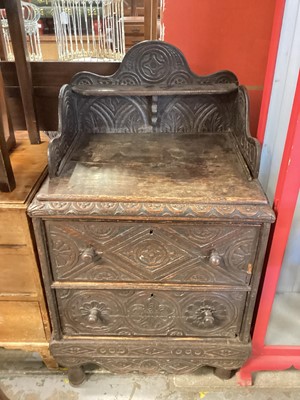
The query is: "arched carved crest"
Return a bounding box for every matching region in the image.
[71,41,239,87]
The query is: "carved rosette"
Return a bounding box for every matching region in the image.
[183,297,232,333]
[50,232,79,270]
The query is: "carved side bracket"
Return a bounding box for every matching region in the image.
[48,85,79,178]
[234,87,261,178]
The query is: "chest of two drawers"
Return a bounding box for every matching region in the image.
[45,220,259,341]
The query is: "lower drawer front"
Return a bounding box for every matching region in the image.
[0,301,46,342]
[56,289,247,338]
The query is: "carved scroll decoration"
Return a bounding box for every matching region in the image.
[71,41,239,87]
[50,339,251,373]
[29,196,275,222]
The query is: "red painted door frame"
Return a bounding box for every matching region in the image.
[256,0,286,143]
[237,71,300,385]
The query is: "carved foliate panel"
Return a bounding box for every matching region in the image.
[157,94,234,133]
[77,95,151,134]
[74,93,235,135]
[45,220,259,284]
[56,289,246,338]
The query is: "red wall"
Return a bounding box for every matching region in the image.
[162,0,276,135]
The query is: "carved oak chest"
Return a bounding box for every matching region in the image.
[28,41,274,385]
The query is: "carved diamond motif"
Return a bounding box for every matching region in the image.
[114,231,192,275]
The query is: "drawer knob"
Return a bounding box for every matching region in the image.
[88,308,99,323]
[81,247,102,262]
[203,309,215,327]
[209,250,222,267]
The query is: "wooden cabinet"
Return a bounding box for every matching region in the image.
[28,42,274,385]
[124,17,145,50]
[0,135,57,369]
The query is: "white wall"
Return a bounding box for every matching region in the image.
[259,0,300,204]
[259,0,300,292]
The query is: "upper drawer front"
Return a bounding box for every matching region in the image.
[45,221,259,285]
[56,289,246,338]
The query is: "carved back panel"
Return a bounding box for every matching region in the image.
[62,41,239,135]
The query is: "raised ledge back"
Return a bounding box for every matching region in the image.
[48,41,260,180]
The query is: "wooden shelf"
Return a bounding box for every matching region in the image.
[72,83,238,97]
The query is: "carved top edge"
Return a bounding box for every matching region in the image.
[70,41,239,88]
[28,196,275,222]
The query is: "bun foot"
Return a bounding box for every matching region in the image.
[68,365,86,386]
[214,367,235,380]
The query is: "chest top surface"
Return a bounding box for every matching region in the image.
[39,132,265,204]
